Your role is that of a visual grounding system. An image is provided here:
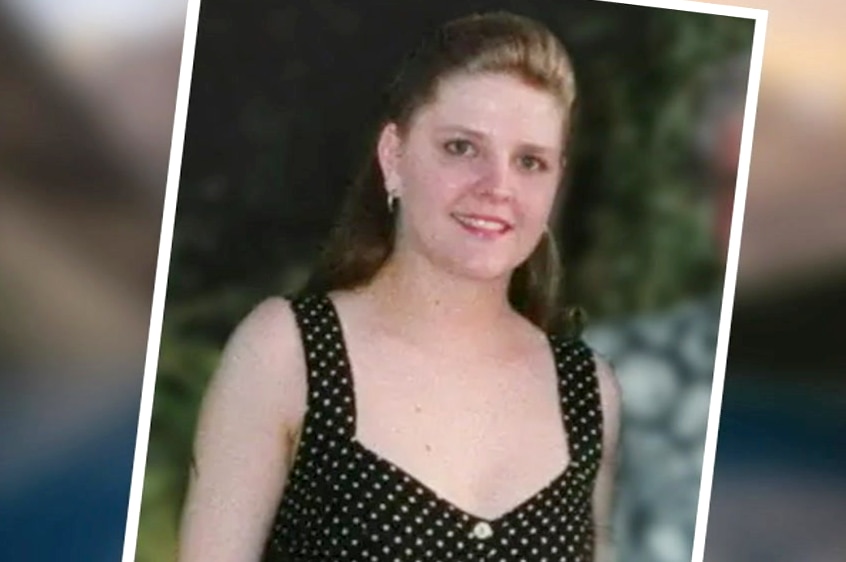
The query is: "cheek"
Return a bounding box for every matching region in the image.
[402,156,479,208]
[520,182,558,225]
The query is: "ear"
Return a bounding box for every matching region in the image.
[376,122,403,195]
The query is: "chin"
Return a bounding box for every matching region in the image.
[438,252,522,284]
[409,228,534,283]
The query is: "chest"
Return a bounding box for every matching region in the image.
[273,295,604,561]
[346,333,571,520]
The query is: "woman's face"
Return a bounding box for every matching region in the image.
[379,71,567,282]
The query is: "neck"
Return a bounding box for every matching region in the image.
[362,251,516,349]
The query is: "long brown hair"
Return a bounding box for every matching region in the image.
[307,12,580,333]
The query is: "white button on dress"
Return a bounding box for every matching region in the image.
[472,521,493,539]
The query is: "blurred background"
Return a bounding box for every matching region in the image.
[0,0,185,560]
[0,1,843,561]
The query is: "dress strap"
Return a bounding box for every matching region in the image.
[289,294,357,439]
[549,335,604,477]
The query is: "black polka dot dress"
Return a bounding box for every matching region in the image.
[265,294,603,561]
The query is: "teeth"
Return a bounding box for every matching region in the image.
[456,215,507,232]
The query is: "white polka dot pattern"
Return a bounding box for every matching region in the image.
[265,294,604,561]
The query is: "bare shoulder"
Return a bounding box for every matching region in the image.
[588,351,621,562]
[589,349,621,456]
[223,296,301,364]
[180,297,307,560]
[206,296,307,430]
[591,352,621,411]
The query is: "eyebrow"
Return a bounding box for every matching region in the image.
[434,125,559,155]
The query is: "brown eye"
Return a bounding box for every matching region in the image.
[518,154,547,172]
[444,139,475,157]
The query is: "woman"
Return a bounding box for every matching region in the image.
[179,11,620,562]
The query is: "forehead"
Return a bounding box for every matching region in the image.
[412,72,566,147]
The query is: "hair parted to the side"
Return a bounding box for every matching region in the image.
[307,11,581,335]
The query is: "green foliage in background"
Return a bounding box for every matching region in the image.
[564,10,754,318]
[136,5,754,560]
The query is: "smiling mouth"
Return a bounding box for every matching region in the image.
[451,213,514,237]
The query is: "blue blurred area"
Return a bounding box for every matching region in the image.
[704,269,846,561]
[717,375,846,474]
[0,374,141,561]
[707,375,846,561]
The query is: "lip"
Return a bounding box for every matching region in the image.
[451,212,514,238]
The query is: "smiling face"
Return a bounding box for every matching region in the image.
[378,71,567,283]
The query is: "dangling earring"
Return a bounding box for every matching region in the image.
[386,176,400,213]
[387,189,398,213]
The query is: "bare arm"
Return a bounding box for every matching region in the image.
[178,298,307,562]
[592,353,622,562]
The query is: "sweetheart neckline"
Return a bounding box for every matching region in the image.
[350,437,576,525]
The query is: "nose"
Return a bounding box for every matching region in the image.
[474,154,513,201]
